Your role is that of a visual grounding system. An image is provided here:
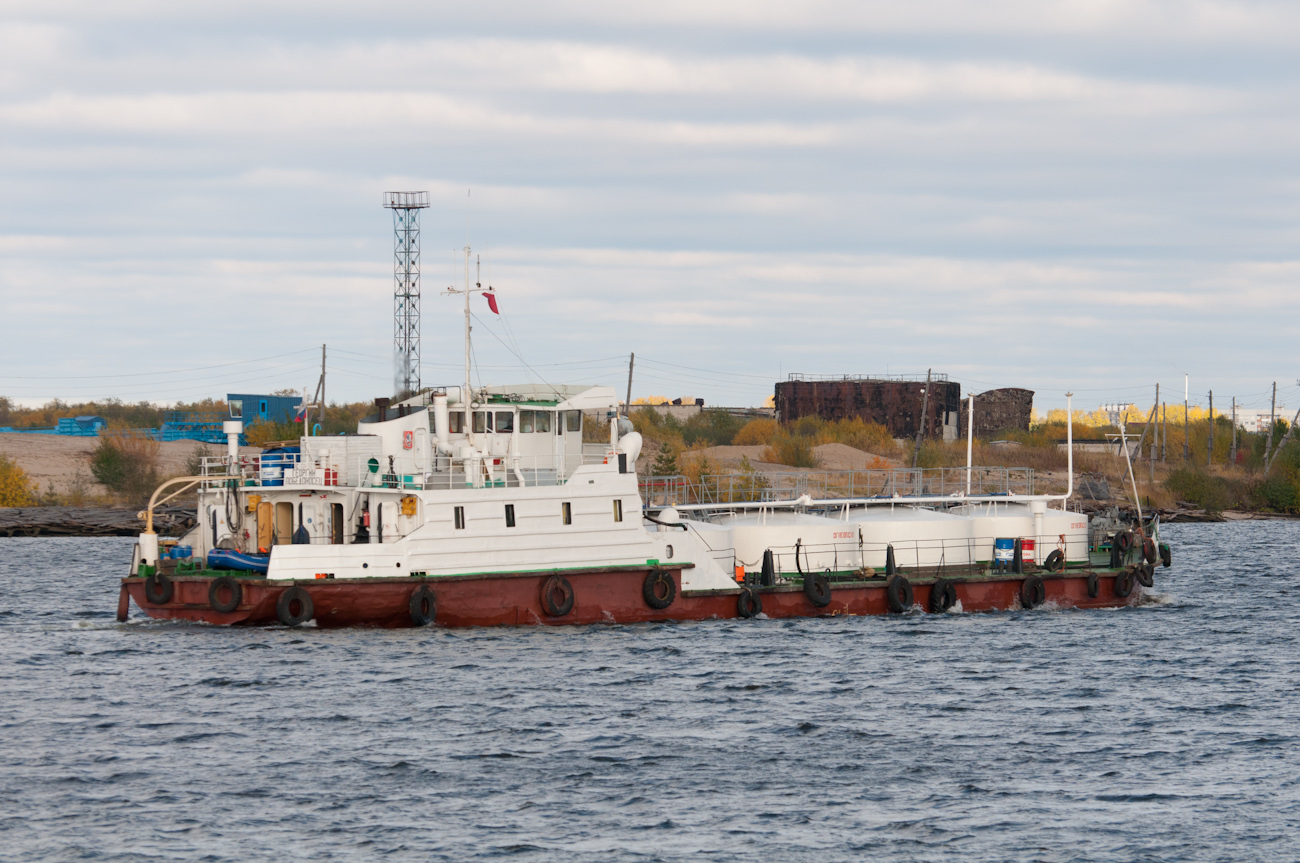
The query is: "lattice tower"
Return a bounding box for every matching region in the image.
[383,191,429,396]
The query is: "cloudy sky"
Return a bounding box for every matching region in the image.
[2,1,1298,413]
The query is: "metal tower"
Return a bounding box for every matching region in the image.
[384,191,429,397]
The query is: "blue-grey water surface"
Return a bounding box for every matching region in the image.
[1,522,1297,862]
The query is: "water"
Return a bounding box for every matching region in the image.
[1,522,1297,862]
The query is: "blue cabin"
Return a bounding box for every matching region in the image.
[226,394,302,425]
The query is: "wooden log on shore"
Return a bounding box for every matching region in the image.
[0,506,197,538]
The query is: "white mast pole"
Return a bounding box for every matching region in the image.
[966,393,974,496]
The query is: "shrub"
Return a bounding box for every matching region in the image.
[650,443,680,476]
[764,433,819,468]
[680,411,746,447]
[1164,465,1235,514]
[90,432,161,505]
[0,454,35,506]
[733,418,778,446]
[245,420,302,448]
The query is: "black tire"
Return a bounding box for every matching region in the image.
[540,575,574,617]
[1086,572,1100,598]
[1044,549,1065,573]
[208,576,242,613]
[276,586,314,627]
[886,575,913,614]
[737,587,762,619]
[803,572,832,608]
[643,569,676,610]
[1021,575,1046,609]
[1142,537,1158,564]
[143,572,174,605]
[1114,531,1133,554]
[1136,562,1155,588]
[1113,569,1134,599]
[409,585,436,626]
[1159,543,1172,568]
[929,578,958,613]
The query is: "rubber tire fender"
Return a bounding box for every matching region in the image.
[276,586,314,627]
[642,569,676,610]
[929,578,958,613]
[1159,543,1172,568]
[1114,531,1133,554]
[409,585,436,626]
[1142,537,1158,564]
[886,575,913,614]
[1085,572,1100,598]
[1021,575,1046,609]
[208,576,242,613]
[540,575,575,617]
[1113,568,1134,599]
[1135,562,1155,588]
[737,587,762,619]
[143,572,174,605]
[803,571,832,608]
[1044,549,1065,573]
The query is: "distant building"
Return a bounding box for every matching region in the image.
[1234,406,1288,434]
[227,394,302,425]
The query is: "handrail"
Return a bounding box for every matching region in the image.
[137,475,221,534]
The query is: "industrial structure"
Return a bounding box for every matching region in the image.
[774,374,1033,439]
[384,191,429,398]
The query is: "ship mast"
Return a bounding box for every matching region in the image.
[463,245,472,408]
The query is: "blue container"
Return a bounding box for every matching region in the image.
[166,545,192,560]
[259,447,300,487]
[993,538,1015,564]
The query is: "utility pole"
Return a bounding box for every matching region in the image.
[1181,374,1188,460]
[1161,402,1167,462]
[1230,397,1237,464]
[1150,383,1159,484]
[320,343,326,431]
[912,369,932,469]
[1207,390,1214,467]
[624,353,635,417]
[1264,381,1278,465]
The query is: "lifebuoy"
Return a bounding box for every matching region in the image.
[929,578,958,613]
[643,569,676,610]
[1044,549,1065,573]
[277,586,314,626]
[143,572,174,605]
[737,587,762,619]
[1021,575,1046,609]
[1136,562,1155,588]
[540,575,574,617]
[1086,572,1100,598]
[803,571,831,608]
[208,576,242,613]
[1159,543,1172,568]
[886,575,913,614]
[409,585,436,626]
[1142,537,1158,564]
[1113,569,1134,598]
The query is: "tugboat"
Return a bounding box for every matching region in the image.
[118,259,1170,629]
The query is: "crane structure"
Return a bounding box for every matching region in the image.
[383,191,430,397]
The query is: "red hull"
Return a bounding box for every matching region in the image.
[121,566,1144,628]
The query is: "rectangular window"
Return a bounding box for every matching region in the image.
[473,411,488,433]
[454,506,465,530]
[449,411,465,434]
[520,410,534,433]
[562,502,572,525]
[566,411,582,433]
[556,412,563,435]
[535,411,550,433]
[495,411,514,433]
[613,499,623,522]
[229,399,243,419]
[505,504,516,528]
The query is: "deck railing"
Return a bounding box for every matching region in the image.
[639,467,1034,506]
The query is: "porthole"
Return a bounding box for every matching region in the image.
[666,544,673,559]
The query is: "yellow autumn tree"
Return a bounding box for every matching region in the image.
[0,454,36,506]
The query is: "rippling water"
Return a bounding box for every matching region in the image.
[1,522,1298,861]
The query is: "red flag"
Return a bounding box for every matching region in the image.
[484,292,500,314]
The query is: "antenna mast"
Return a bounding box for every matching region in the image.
[383,191,429,398]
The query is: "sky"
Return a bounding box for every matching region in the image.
[2,1,1299,415]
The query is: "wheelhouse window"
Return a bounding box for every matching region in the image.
[473,411,490,434]
[562,502,571,525]
[520,411,534,433]
[495,411,514,433]
[613,499,623,522]
[505,504,516,528]
[454,506,465,530]
[449,411,465,434]
[566,411,582,433]
[535,411,551,433]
